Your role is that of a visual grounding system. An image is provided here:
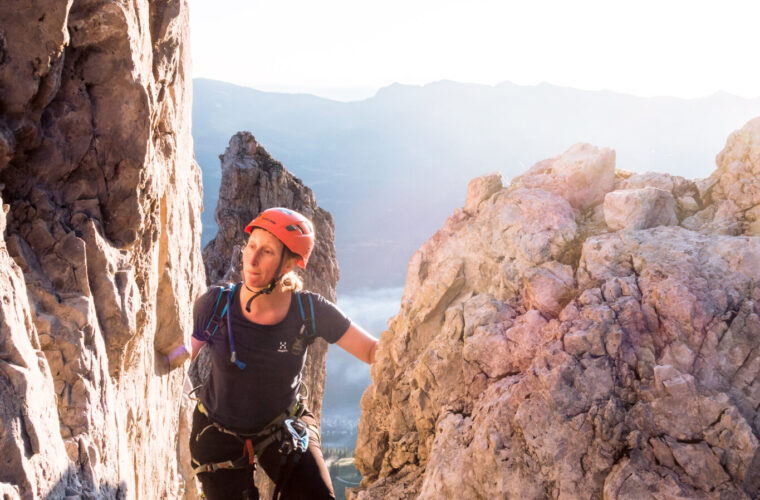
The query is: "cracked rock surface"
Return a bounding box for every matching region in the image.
[0,1,204,498]
[353,119,760,499]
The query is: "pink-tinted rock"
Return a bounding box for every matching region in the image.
[463,173,502,215]
[512,143,616,211]
[354,119,760,500]
[604,187,678,230]
[684,117,760,235]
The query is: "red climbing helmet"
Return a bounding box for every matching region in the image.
[244,208,315,269]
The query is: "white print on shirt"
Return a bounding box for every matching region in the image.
[278,341,288,353]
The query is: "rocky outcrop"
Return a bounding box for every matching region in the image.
[684,118,760,236]
[603,187,678,230]
[0,1,203,499]
[353,118,760,499]
[196,131,340,496]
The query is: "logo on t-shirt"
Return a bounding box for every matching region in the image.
[278,341,288,353]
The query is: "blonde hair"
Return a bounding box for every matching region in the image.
[280,246,304,291]
[280,270,304,292]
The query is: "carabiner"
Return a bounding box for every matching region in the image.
[283,418,309,454]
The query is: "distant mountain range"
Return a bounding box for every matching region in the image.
[193,78,760,291]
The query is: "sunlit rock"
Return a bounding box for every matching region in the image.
[352,118,760,500]
[0,0,203,498]
[603,187,678,230]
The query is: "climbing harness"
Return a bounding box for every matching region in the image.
[190,399,306,474]
[191,399,319,500]
[192,284,321,498]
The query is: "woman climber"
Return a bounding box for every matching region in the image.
[188,207,378,500]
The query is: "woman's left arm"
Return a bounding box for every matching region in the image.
[336,323,379,364]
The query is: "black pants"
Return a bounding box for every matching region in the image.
[189,405,335,500]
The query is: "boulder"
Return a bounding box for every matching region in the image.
[512,143,616,211]
[603,187,678,230]
[353,118,760,500]
[684,117,760,235]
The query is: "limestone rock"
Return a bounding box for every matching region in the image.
[195,131,340,498]
[603,187,678,230]
[618,172,701,220]
[354,119,760,499]
[521,261,575,318]
[684,117,760,235]
[0,1,204,498]
[512,143,616,211]
[463,173,502,215]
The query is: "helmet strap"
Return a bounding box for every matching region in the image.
[244,246,287,313]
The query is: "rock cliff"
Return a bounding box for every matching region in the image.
[194,131,340,496]
[0,1,203,498]
[354,118,760,499]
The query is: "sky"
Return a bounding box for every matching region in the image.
[188,0,760,101]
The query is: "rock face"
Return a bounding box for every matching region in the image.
[0,1,204,499]
[354,119,760,499]
[196,131,340,496]
[603,187,678,230]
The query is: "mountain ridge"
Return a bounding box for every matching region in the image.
[193,78,760,291]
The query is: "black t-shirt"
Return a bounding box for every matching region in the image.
[192,284,351,432]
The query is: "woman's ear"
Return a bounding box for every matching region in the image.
[281,253,299,274]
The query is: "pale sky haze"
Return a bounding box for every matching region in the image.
[188,0,760,101]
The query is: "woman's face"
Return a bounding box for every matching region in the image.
[242,229,289,288]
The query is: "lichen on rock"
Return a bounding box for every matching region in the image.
[353,118,760,499]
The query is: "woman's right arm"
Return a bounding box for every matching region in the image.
[191,337,206,361]
[190,288,215,361]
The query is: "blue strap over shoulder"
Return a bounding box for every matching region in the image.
[295,291,316,338]
[226,284,246,369]
[203,284,234,340]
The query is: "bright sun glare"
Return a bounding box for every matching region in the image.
[189,0,760,101]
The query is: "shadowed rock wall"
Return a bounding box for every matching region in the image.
[353,118,760,499]
[0,1,204,498]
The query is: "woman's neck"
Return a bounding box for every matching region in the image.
[239,281,289,316]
